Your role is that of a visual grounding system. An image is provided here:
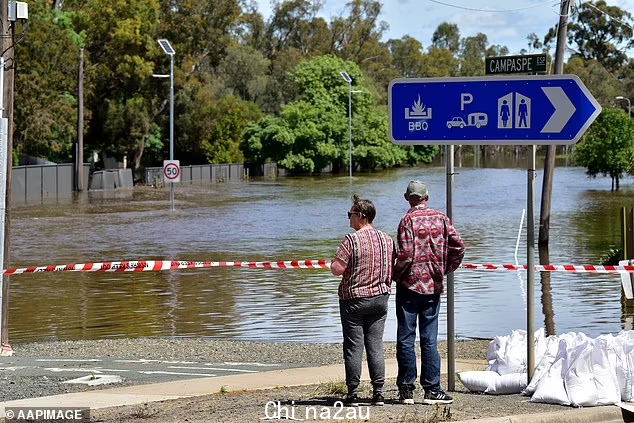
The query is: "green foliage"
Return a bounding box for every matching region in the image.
[241,54,436,174]
[552,0,634,72]
[13,0,634,177]
[600,247,622,265]
[14,1,85,162]
[218,43,270,103]
[432,22,460,53]
[201,96,262,164]
[142,123,165,167]
[387,36,425,78]
[574,107,634,190]
[565,58,620,106]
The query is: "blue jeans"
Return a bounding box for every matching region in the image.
[396,289,441,393]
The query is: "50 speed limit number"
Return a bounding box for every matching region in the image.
[163,160,181,183]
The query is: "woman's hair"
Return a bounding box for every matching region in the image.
[351,194,376,223]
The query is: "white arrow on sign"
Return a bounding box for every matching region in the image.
[541,87,576,133]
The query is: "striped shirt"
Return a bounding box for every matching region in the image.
[394,204,465,295]
[334,228,396,300]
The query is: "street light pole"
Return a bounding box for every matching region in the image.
[340,71,353,178]
[347,83,352,178]
[616,96,631,118]
[169,50,174,209]
[157,39,176,211]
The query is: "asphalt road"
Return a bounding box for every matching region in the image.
[0,355,293,386]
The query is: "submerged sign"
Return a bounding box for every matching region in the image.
[485,54,547,75]
[388,75,602,145]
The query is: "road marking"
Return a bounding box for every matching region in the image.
[138,371,217,377]
[113,359,198,364]
[43,367,130,373]
[223,362,280,367]
[168,366,257,373]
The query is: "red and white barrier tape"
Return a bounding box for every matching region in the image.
[1,260,633,276]
[461,263,634,274]
[1,260,330,275]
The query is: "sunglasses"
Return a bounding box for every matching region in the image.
[347,211,362,219]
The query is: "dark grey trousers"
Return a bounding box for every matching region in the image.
[339,293,389,395]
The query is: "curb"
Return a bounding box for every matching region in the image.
[453,405,627,423]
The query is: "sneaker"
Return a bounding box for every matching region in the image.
[344,394,360,407]
[398,387,414,405]
[371,392,385,406]
[424,390,453,405]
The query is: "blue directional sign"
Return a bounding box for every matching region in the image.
[388,75,602,145]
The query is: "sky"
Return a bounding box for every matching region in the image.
[253,0,634,56]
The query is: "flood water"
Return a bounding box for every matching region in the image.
[7,158,634,343]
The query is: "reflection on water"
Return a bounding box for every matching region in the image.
[8,160,634,343]
[538,248,556,336]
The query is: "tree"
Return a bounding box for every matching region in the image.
[66,0,162,173]
[459,33,489,76]
[217,43,270,103]
[387,36,424,78]
[14,3,85,162]
[159,0,243,73]
[329,0,393,92]
[241,55,436,174]
[201,96,262,163]
[431,22,460,53]
[545,0,633,73]
[574,107,634,190]
[520,33,545,54]
[565,57,620,106]
[265,0,327,57]
[421,47,459,77]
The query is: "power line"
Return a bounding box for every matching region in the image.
[581,0,634,33]
[426,0,559,13]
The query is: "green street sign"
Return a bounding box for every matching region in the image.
[485,54,548,75]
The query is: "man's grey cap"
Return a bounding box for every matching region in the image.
[405,180,428,199]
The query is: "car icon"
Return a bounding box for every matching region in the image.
[447,117,466,129]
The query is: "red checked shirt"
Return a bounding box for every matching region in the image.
[394,203,465,295]
[335,228,396,300]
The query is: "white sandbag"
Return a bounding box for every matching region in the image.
[593,337,620,405]
[614,338,634,401]
[484,372,528,395]
[458,370,500,393]
[523,335,560,396]
[496,329,528,375]
[531,339,570,406]
[565,338,598,407]
[534,328,547,363]
[486,334,509,373]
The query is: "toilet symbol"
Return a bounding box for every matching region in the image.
[500,100,511,128]
[516,94,531,128]
[518,99,528,127]
[498,93,532,129]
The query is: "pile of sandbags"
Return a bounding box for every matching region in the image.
[458,329,634,406]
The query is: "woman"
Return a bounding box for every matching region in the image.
[331,195,396,407]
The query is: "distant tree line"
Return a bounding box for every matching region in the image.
[10,0,634,183]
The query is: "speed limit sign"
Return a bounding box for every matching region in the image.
[163,160,181,183]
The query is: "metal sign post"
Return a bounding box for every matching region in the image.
[157,39,176,211]
[0,57,6,348]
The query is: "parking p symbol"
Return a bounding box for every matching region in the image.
[460,93,473,111]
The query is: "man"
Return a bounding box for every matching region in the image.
[394,180,465,405]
